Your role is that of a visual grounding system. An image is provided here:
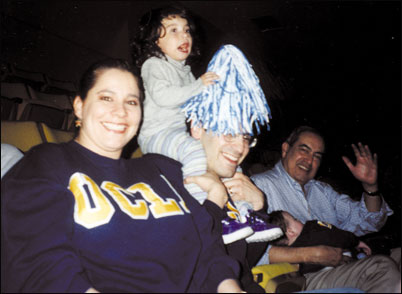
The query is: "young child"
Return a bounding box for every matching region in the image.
[268,210,372,274]
[132,6,280,244]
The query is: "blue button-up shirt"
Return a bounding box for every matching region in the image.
[251,161,393,264]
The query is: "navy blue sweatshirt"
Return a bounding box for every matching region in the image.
[1,141,239,293]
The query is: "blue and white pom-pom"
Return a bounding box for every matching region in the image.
[182,44,271,136]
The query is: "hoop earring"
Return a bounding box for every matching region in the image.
[75,119,82,128]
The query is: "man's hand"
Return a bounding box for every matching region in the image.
[222,172,265,211]
[356,241,372,256]
[342,142,378,191]
[184,171,228,208]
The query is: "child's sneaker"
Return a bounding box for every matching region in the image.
[245,210,283,243]
[222,217,254,244]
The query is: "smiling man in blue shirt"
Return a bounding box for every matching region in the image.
[252,126,393,240]
[251,126,399,292]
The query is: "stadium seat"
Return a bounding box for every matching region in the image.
[21,88,73,130]
[40,123,75,143]
[1,121,46,152]
[252,263,300,293]
[1,121,74,152]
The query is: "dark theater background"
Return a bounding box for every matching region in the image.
[1,0,400,250]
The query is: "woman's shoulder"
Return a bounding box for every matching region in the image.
[21,142,76,169]
[136,153,182,169]
[26,141,71,157]
[132,154,182,177]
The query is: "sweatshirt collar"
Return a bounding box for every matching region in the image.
[165,55,191,73]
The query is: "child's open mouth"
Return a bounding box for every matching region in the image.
[178,43,189,53]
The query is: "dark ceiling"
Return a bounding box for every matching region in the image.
[1,0,401,172]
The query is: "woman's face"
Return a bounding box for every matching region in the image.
[74,68,141,159]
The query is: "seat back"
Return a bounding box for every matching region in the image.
[41,123,75,143]
[44,76,77,94]
[1,82,33,100]
[252,263,299,292]
[21,88,73,130]
[131,147,143,158]
[1,121,45,152]
[1,121,74,152]
[1,96,22,120]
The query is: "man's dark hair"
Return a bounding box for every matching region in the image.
[285,126,325,148]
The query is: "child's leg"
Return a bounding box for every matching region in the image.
[138,127,208,204]
[178,135,208,204]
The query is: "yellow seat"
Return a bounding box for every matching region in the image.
[131,147,143,158]
[40,123,74,143]
[252,263,299,292]
[1,121,74,153]
[1,121,45,152]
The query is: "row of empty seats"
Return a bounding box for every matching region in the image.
[1,63,77,95]
[1,62,77,131]
[1,81,75,130]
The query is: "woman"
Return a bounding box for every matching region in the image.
[1,59,242,293]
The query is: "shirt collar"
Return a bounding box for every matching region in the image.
[165,55,191,73]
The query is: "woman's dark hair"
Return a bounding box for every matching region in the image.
[78,58,143,102]
[131,5,201,68]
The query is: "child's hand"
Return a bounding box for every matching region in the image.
[184,171,227,208]
[200,72,219,86]
[356,241,372,256]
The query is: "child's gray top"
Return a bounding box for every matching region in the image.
[139,55,204,139]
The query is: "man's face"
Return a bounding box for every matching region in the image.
[281,131,325,187]
[191,128,250,178]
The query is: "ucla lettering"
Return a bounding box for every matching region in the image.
[69,172,187,228]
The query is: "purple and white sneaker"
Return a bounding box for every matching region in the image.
[222,217,254,244]
[245,211,283,243]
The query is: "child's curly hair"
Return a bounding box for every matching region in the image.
[131,5,201,68]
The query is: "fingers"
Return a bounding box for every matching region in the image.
[222,173,248,194]
[204,71,219,79]
[363,143,372,158]
[350,142,378,165]
[201,71,219,86]
[340,255,353,265]
[224,181,238,198]
[352,143,376,159]
[183,176,196,185]
[342,155,353,169]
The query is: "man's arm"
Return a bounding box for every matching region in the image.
[268,245,345,267]
[342,142,382,212]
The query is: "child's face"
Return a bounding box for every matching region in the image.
[282,211,304,245]
[156,15,192,62]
